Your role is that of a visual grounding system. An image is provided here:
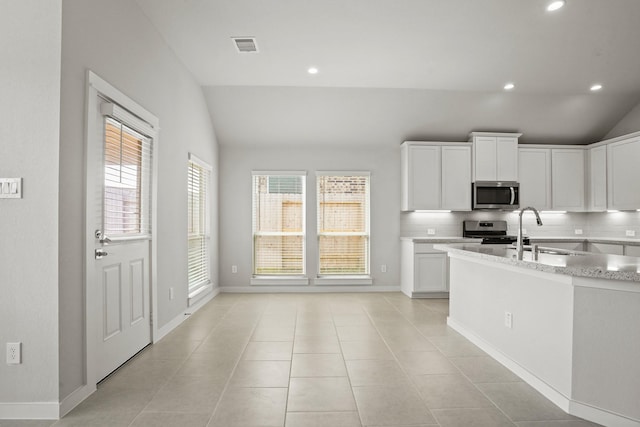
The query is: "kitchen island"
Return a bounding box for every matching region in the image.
[434,243,640,427]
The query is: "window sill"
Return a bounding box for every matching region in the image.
[251,276,310,286]
[314,276,373,286]
[188,282,213,306]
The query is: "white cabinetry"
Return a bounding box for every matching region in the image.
[517,147,585,212]
[401,142,471,211]
[588,145,607,211]
[551,149,585,211]
[401,241,448,298]
[607,136,640,210]
[470,132,520,182]
[519,148,551,210]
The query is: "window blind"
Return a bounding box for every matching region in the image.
[317,173,370,275]
[252,172,306,275]
[102,115,153,238]
[188,155,211,292]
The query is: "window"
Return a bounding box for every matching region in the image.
[252,172,306,276]
[188,154,212,296]
[103,116,152,237]
[317,173,370,276]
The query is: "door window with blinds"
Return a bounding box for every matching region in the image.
[188,154,212,294]
[102,104,153,238]
[252,172,306,275]
[317,173,370,276]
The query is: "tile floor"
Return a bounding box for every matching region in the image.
[1,292,602,427]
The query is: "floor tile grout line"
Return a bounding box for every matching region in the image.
[382,295,521,426]
[356,296,443,427]
[201,296,269,427]
[127,297,244,427]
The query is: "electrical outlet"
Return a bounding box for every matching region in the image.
[169,287,174,300]
[7,342,21,365]
[427,228,436,235]
[575,229,583,235]
[626,230,636,237]
[504,312,513,329]
[231,265,238,274]
[521,228,527,235]
[381,264,387,273]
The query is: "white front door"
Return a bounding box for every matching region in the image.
[85,72,157,383]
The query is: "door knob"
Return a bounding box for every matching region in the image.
[95,249,109,259]
[95,229,112,244]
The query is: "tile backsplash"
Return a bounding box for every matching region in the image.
[401,210,639,239]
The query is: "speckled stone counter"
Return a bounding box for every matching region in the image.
[529,236,640,246]
[434,243,640,282]
[400,237,482,243]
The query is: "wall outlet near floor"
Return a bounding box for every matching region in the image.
[231,265,238,274]
[626,230,636,237]
[6,342,21,365]
[381,264,387,273]
[504,312,513,329]
[575,229,583,235]
[169,287,174,300]
[427,228,436,235]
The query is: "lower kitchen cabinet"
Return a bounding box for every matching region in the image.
[401,241,448,298]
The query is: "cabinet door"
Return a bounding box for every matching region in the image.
[442,146,471,211]
[414,253,447,292]
[496,137,519,181]
[589,146,607,211]
[519,148,551,210]
[404,145,441,210]
[608,137,640,210]
[552,149,585,211]
[474,137,497,181]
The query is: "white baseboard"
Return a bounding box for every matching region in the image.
[220,285,400,293]
[447,317,640,427]
[154,287,220,342]
[59,384,95,418]
[0,401,59,420]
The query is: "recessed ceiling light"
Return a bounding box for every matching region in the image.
[504,83,515,90]
[590,84,603,91]
[546,1,566,12]
[307,67,318,75]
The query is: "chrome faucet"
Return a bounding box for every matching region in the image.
[516,207,543,260]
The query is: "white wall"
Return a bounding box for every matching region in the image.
[604,99,640,139]
[0,0,62,408]
[219,145,400,289]
[59,0,219,401]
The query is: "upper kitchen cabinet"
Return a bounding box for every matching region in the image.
[551,149,586,211]
[519,148,552,210]
[607,135,640,210]
[518,146,585,212]
[401,141,471,211]
[470,132,521,182]
[588,145,607,212]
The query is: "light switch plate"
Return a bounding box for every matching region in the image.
[575,229,583,235]
[0,178,22,199]
[626,230,636,237]
[427,228,436,235]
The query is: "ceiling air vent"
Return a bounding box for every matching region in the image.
[232,37,259,53]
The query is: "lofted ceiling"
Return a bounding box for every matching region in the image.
[135,0,640,146]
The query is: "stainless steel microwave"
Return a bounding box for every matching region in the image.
[472,181,519,210]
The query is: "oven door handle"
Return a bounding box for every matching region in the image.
[510,187,516,205]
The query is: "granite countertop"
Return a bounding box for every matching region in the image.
[528,236,640,246]
[401,237,482,243]
[434,243,640,282]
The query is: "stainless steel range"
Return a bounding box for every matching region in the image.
[463,220,529,245]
